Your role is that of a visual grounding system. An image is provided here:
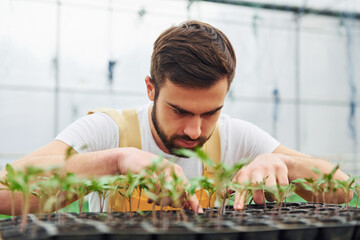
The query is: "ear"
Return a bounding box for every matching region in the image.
[145,75,155,101]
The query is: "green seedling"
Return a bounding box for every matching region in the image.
[0,164,23,223]
[321,165,340,204]
[336,176,355,209]
[167,166,189,221]
[72,177,91,217]
[214,161,248,215]
[266,183,296,211]
[352,177,360,208]
[231,180,253,209]
[86,176,112,213]
[116,172,145,216]
[143,157,169,224]
[250,176,269,209]
[190,175,215,211]
[1,164,44,231]
[293,167,326,206]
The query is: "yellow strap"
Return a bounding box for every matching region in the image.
[88,108,142,149]
[202,122,221,178]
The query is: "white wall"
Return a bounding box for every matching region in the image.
[0,0,359,175]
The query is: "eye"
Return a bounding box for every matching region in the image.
[172,108,182,115]
[202,112,214,118]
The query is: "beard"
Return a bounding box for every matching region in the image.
[151,101,211,157]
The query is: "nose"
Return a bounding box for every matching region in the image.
[183,117,202,140]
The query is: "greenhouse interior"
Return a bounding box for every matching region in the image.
[0,0,360,239]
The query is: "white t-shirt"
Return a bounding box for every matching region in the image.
[55,103,280,212]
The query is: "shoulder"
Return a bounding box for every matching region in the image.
[55,111,120,153]
[218,113,256,133]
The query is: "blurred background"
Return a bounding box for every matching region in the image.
[0,0,359,175]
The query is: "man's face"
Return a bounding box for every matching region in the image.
[146,77,228,155]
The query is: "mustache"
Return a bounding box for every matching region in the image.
[170,135,206,143]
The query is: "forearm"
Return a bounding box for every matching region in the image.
[2,148,121,177]
[0,148,123,215]
[282,154,352,203]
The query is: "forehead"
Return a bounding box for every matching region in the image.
[158,78,228,113]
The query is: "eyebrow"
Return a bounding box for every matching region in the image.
[167,102,223,116]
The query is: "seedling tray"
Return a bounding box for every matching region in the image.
[1,202,360,240]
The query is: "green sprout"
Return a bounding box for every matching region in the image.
[352,177,360,208]
[86,176,112,213]
[266,183,296,211]
[190,175,216,210]
[1,164,44,231]
[336,176,355,209]
[213,161,247,215]
[116,172,145,216]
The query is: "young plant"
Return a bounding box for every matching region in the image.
[190,175,215,210]
[213,161,247,215]
[2,164,44,231]
[72,177,91,217]
[251,176,269,209]
[142,156,169,224]
[36,167,62,215]
[0,164,24,223]
[116,171,145,215]
[86,176,112,213]
[336,176,355,209]
[231,180,253,210]
[165,166,189,222]
[292,172,325,206]
[320,165,340,204]
[266,183,296,211]
[352,177,360,208]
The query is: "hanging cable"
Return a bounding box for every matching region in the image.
[344,6,357,173]
[344,12,357,142]
[107,0,116,88]
[272,87,280,138]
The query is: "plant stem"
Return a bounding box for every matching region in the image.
[152,202,156,225]
[78,196,84,217]
[197,190,203,214]
[11,191,15,224]
[137,189,142,211]
[20,193,30,232]
[129,197,132,219]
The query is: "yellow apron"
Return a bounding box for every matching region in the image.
[88,107,221,211]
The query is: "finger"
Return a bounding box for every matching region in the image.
[181,201,190,209]
[265,175,276,202]
[265,192,275,202]
[277,172,289,186]
[234,190,247,210]
[188,193,203,213]
[227,188,235,195]
[253,189,265,205]
[251,174,265,205]
[233,171,250,210]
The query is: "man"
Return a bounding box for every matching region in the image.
[0,20,351,215]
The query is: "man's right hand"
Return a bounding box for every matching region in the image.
[117,147,203,213]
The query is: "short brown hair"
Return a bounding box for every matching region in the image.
[150,20,236,98]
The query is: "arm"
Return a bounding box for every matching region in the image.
[0,140,201,215]
[233,144,352,210]
[273,145,352,203]
[0,140,121,215]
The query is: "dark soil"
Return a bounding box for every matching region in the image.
[1,202,359,240]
